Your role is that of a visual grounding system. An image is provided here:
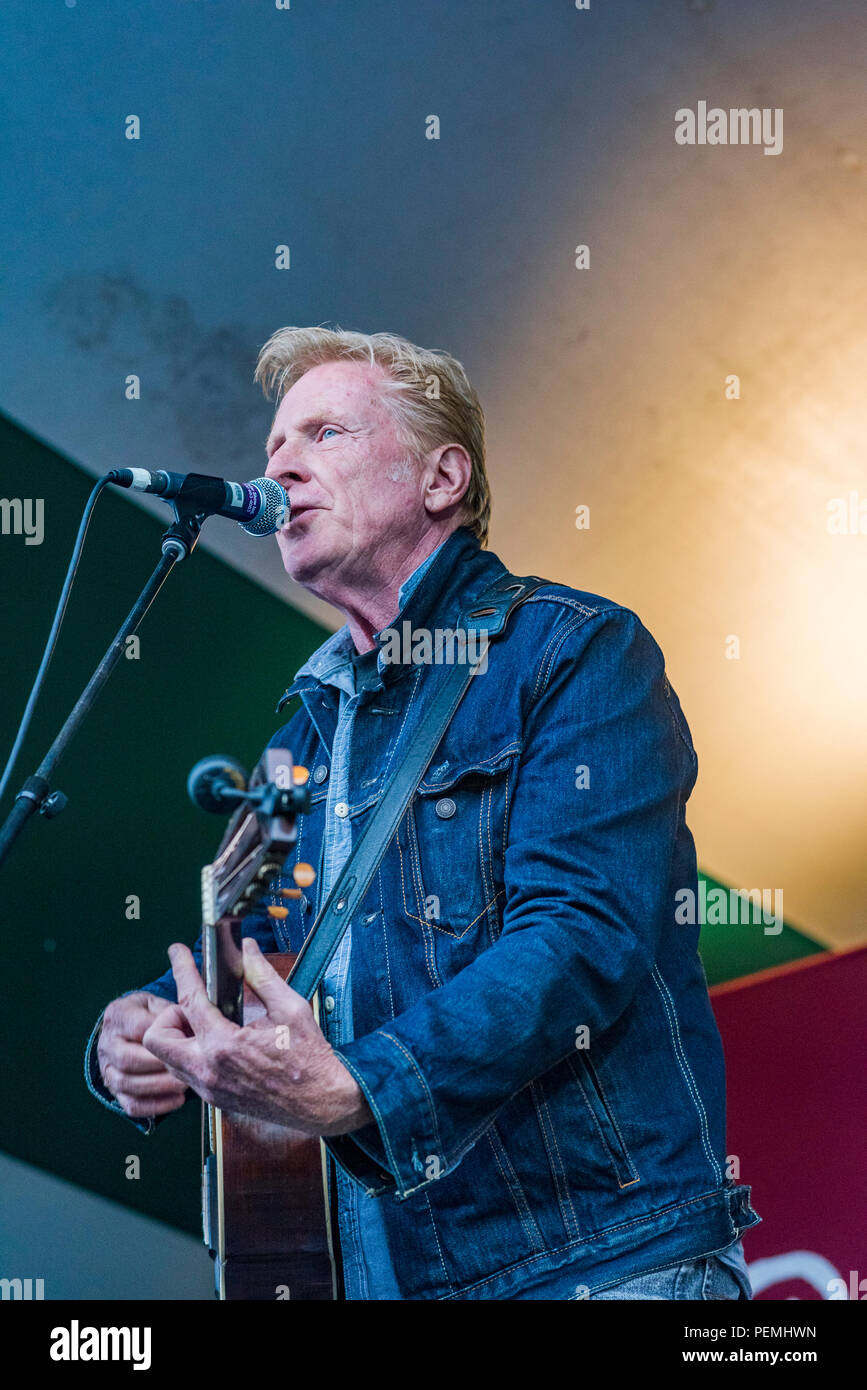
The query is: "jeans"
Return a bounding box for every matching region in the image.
[510,1239,752,1300]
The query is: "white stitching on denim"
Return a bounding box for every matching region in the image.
[479,781,497,946]
[522,593,604,620]
[530,1081,580,1238]
[407,806,441,988]
[580,1055,640,1184]
[486,1126,545,1253]
[406,802,425,920]
[402,795,503,942]
[379,664,422,781]
[422,1192,455,1293]
[651,966,722,1183]
[417,742,521,792]
[429,1107,513,1180]
[502,773,509,868]
[661,675,698,768]
[565,1055,633,1188]
[335,1053,402,1181]
[436,1185,735,1298]
[375,867,396,1020]
[531,613,588,704]
[377,1029,444,1164]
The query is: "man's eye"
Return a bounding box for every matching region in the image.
[319,427,338,440]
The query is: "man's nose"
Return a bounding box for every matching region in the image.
[264,448,311,489]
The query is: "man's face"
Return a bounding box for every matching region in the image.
[263,360,427,595]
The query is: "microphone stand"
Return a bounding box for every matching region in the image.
[0,502,207,871]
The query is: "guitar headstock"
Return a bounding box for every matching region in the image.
[201,750,307,923]
[195,749,315,1017]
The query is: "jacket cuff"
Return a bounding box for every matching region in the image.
[326,1030,446,1201]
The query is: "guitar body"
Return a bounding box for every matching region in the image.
[198,750,338,1300]
[204,954,337,1301]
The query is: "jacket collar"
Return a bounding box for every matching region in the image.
[276,527,507,710]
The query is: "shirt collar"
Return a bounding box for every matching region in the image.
[280,533,462,705]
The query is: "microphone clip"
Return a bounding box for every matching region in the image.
[160,476,227,559]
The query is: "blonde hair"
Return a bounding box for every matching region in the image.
[254,326,491,545]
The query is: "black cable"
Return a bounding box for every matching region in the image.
[0,474,112,806]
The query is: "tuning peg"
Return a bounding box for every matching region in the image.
[266,862,316,913]
[271,864,315,904]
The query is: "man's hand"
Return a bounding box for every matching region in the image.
[141,940,373,1137]
[97,992,190,1119]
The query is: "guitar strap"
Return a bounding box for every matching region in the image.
[287,570,547,1000]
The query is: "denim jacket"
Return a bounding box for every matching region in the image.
[86,526,759,1299]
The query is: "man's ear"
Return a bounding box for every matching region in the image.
[423,444,472,518]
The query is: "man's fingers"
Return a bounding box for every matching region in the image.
[104,1065,188,1101]
[144,1002,194,1038]
[167,943,208,1010]
[102,999,156,1044]
[242,937,298,1015]
[167,944,223,1034]
[108,1039,179,1075]
[116,1090,187,1119]
[145,992,179,1015]
[141,1012,198,1067]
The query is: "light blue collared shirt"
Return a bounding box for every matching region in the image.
[292,541,445,1300]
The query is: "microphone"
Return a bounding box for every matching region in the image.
[108,469,288,536]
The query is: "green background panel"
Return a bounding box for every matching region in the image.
[697,874,825,987]
[0,412,328,1236]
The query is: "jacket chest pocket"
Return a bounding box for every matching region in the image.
[398,745,519,940]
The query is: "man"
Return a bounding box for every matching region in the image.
[86,326,759,1300]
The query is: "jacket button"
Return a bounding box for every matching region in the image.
[335,801,349,818]
[435,797,456,819]
[324,995,336,1012]
[313,764,329,784]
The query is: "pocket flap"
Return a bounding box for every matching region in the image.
[417,741,520,794]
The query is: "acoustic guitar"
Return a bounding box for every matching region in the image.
[192,747,337,1301]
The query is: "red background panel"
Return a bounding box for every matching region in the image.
[711,947,867,1300]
